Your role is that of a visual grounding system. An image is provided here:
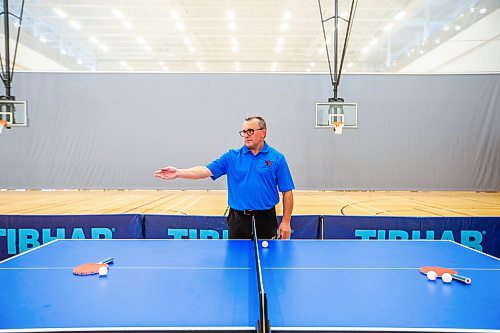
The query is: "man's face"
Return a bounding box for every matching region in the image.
[241,119,266,149]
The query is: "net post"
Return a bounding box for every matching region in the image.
[318,215,324,240]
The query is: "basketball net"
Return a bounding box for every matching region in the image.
[333,121,344,135]
[0,120,8,134]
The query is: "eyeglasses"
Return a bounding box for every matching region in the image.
[238,128,263,137]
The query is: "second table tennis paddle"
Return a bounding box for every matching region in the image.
[73,258,114,276]
[420,266,471,284]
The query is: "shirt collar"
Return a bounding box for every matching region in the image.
[242,141,269,154]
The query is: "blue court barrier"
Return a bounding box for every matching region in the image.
[323,215,500,258]
[142,215,320,239]
[1,214,499,261]
[143,215,229,239]
[0,214,143,261]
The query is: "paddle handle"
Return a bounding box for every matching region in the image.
[99,258,114,265]
[452,274,472,284]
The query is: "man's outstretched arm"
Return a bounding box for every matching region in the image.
[154,166,213,180]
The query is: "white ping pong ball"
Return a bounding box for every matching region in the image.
[442,273,452,283]
[261,241,269,248]
[427,271,437,281]
[98,266,108,276]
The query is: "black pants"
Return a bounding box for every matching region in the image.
[227,207,278,239]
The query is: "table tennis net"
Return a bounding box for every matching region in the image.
[251,216,270,333]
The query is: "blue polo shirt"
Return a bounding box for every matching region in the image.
[206,141,295,211]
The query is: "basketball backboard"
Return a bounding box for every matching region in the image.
[0,100,28,128]
[315,102,357,129]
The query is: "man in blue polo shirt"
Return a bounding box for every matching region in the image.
[155,116,294,239]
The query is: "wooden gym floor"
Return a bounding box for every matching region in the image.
[1,190,499,217]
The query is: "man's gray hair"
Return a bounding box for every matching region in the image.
[245,116,266,129]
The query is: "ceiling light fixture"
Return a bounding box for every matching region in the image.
[53,8,67,18]
[123,21,134,30]
[69,20,82,30]
[395,11,406,20]
[176,22,185,31]
[170,10,179,20]
[112,9,124,19]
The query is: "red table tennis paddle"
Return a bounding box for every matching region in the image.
[73,258,114,276]
[420,266,471,284]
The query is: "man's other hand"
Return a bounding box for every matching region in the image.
[154,166,180,180]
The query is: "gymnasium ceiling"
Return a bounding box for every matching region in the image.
[3,0,500,73]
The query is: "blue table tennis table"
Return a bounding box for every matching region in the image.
[1,239,499,332]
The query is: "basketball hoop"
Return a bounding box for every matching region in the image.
[333,121,344,135]
[0,120,8,134]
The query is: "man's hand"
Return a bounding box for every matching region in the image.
[278,220,292,240]
[155,166,212,180]
[154,166,180,180]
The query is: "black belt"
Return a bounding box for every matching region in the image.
[231,207,275,216]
